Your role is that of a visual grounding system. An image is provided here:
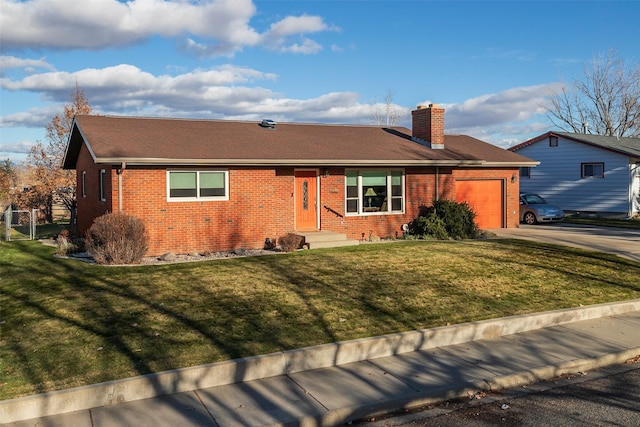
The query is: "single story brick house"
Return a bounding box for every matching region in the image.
[63,104,536,256]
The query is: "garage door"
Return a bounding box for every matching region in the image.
[455,179,503,229]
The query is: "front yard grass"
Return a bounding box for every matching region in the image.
[1,238,639,400]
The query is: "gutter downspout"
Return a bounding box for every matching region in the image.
[116,162,126,212]
[435,167,439,201]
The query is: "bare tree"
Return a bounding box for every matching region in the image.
[15,86,92,224]
[372,90,404,127]
[546,50,640,138]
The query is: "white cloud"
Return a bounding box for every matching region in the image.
[0,55,55,72]
[264,15,329,39]
[1,63,277,93]
[276,38,323,55]
[417,84,561,147]
[0,0,334,56]
[0,62,370,123]
[0,105,60,128]
[1,61,560,150]
[443,84,559,129]
[0,140,33,154]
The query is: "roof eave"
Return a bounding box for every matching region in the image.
[475,161,540,167]
[91,157,491,167]
[62,119,98,169]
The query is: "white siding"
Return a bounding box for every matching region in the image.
[516,136,633,214]
[632,165,640,215]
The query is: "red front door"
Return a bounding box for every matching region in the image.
[295,171,318,230]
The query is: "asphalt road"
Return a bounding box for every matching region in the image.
[356,360,640,426]
[489,223,640,262]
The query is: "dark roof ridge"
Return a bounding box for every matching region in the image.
[77,114,400,129]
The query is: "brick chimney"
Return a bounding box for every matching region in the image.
[412,104,445,149]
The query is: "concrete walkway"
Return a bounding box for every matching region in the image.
[2,300,640,427]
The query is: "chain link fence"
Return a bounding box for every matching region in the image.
[3,206,38,241]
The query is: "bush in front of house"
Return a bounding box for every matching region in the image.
[86,212,149,265]
[408,212,449,240]
[408,199,479,240]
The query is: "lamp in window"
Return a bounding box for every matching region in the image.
[364,187,377,208]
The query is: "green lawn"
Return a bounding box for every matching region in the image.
[1,238,639,400]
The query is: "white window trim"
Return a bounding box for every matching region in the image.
[99,169,106,202]
[81,171,86,198]
[345,169,405,216]
[166,170,229,202]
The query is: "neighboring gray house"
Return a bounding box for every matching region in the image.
[509,132,640,217]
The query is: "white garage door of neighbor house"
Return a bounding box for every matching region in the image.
[455,179,504,229]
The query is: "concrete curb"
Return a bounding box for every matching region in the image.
[292,347,640,427]
[2,299,640,423]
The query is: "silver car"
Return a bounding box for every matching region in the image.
[519,193,564,224]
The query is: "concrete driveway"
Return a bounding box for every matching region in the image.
[490,224,640,263]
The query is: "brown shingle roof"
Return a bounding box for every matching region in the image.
[64,115,535,168]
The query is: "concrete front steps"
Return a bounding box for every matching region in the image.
[294,230,360,249]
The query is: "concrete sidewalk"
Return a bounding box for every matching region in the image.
[3,300,640,427]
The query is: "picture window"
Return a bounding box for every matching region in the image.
[345,170,404,215]
[167,170,229,201]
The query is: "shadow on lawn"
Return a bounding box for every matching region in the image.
[2,239,640,424]
[3,242,449,395]
[2,243,393,393]
[2,243,244,394]
[5,238,640,400]
[484,238,640,294]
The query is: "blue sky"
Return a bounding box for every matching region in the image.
[1,0,639,163]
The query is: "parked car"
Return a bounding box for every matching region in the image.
[519,193,564,224]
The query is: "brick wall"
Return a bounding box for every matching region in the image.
[117,166,295,255]
[75,144,112,235]
[74,161,519,256]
